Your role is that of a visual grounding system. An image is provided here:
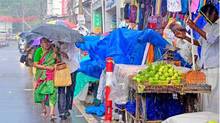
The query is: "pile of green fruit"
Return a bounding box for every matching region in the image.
[133,62,182,85]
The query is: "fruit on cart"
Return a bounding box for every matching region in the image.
[133,62,182,85]
[208,120,218,123]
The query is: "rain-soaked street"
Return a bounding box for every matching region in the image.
[0,41,88,123]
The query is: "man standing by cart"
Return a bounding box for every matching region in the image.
[173,3,219,114]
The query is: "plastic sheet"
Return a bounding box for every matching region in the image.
[74,72,98,97]
[96,70,106,101]
[75,36,101,51]
[110,64,146,104]
[85,104,105,117]
[142,94,184,120]
[77,28,191,78]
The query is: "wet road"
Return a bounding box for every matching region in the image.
[0,41,87,123]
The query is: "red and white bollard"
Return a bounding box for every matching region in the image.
[104,57,114,121]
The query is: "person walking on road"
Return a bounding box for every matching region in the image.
[33,37,60,120]
[57,41,80,120]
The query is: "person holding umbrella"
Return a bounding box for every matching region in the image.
[56,41,80,120]
[33,37,60,120]
[31,24,82,120]
[173,3,219,114]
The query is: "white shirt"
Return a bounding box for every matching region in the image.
[60,43,80,73]
[199,19,219,69]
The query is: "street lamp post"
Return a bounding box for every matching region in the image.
[79,0,83,15]
[21,0,25,32]
[77,0,85,27]
[101,0,105,33]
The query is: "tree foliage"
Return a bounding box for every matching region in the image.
[0,0,47,18]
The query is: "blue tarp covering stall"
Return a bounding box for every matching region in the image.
[76,36,101,51]
[77,28,192,120]
[76,28,191,78]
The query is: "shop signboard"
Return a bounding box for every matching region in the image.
[93,11,102,33]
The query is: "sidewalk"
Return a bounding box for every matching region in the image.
[74,100,101,123]
[74,100,122,123]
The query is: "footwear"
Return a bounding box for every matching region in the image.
[50,114,57,121]
[65,111,71,117]
[59,114,67,120]
[41,110,47,117]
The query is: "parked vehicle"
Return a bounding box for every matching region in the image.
[18,38,27,54]
[19,44,38,67]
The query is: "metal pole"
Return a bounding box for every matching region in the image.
[79,0,83,14]
[78,0,85,27]
[101,0,105,33]
[67,0,75,23]
[5,22,7,40]
[91,1,93,32]
[116,0,120,28]
[22,0,24,32]
[188,0,196,70]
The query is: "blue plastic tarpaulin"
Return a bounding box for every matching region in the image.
[76,28,191,78]
[85,104,105,117]
[75,36,101,51]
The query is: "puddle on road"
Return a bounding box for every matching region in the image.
[75,115,84,118]
[8,91,12,94]
[24,89,33,91]
[0,58,8,61]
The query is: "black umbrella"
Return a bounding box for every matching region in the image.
[18,32,41,44]
[24,33,42,44]
[19,31,29,39]
[31,24,82,43]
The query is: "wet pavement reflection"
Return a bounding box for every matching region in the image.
[0,41,87,123]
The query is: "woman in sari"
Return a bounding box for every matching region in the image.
[33,37,59,120]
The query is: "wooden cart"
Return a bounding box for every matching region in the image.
[125,77,211,123]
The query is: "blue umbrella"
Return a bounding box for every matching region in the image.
[31,24,82,43]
